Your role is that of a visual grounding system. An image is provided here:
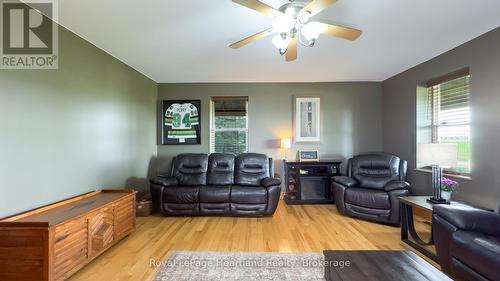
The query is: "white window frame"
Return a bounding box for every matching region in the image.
[416,71,471,176]
[210,98,249,154]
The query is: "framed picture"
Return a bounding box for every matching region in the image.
[298,150,319,162]
[161,100,201,145]
[294,97,321,142]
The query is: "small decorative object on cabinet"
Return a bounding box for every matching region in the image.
[298,150,319,162]
[284,160,341,204]
[0,189,136,281]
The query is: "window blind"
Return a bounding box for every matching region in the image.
[210,97,249,154]
[417,71,471,175]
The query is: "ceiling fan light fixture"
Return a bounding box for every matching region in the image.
[301,22,323,42]
[230,0,362,61]
[297,10,312,25]
[272,13,296,34]
[272,34,291,55]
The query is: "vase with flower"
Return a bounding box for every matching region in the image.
[441,177,459,202]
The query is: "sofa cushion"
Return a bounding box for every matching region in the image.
[231,185,267,204]
[207,153,235,185]
[451,230,500,281]
[172,154,209,186]
[163,203,199,216]
[344,187,390,209]
[199,186,231,203]
[200,203,230,216]
[345,203,391,221]
[231,203,266,216]
[351,154,401,190]
[163,186,200,203]
[235,153,269,186]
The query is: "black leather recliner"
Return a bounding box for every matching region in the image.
[150,153,281,217]
[332,153,409,225]
[433,205,500,281]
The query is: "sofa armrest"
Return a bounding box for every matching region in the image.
[384,180,410,192]
[264,184,281,216]
[150,176,178,187]
[434,205,500,236]
[261,177,281,188]
[150,183,164,214]
[332,176,358,188]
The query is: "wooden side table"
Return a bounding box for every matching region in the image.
[398,196,470,262]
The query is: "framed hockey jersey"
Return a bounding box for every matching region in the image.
[161,100,201,145]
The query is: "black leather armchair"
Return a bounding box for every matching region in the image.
[433,205,500,281]
[150,153,281,217]
[332,153,409,225]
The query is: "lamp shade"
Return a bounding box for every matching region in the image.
[281,138,291,149]
[418,143,458,168]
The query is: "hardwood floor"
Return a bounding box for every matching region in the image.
[69,201,434,281]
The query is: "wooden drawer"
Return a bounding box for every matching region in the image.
[53,219,88,280]
[114,197,135,239]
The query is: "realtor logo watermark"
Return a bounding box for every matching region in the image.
[1,0,58,69]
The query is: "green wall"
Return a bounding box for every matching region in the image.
[0,26,157,217]
[157,82,383,179]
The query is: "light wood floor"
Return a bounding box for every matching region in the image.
[69,201,434,281]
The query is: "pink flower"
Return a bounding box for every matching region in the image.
[442,177,458,187]
[441,177,459,192]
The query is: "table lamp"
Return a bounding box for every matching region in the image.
[281,138,292,161]
[418,143,458,204]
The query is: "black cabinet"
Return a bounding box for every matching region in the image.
[284,161,342,205]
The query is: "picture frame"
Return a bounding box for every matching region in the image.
[294,97,321,143]
[161,100,201,145]
[298,150,319,162]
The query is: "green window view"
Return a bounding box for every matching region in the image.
[210,97,249,154]
[417,73,471,175]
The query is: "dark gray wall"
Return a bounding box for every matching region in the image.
[382,27,500,212]
[157,82,383,179]
[0,27,157,218]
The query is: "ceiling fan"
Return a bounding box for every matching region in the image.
[229,0,362,62]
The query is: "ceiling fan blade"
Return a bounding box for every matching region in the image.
[315,22,362,41]
[232,0,277,16]
[229,28,273,49]
[303,0,337,16]
[286,36,298,62]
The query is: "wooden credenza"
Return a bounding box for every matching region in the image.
[0,189,136,281]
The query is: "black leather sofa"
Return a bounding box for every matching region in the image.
[433,205,500,281]
[331,153,410,225]
[150,153,281,217]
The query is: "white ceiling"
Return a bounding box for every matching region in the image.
[56,0,500,83]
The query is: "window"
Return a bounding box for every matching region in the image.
[210,97,249,154]
[417,69,471,175]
